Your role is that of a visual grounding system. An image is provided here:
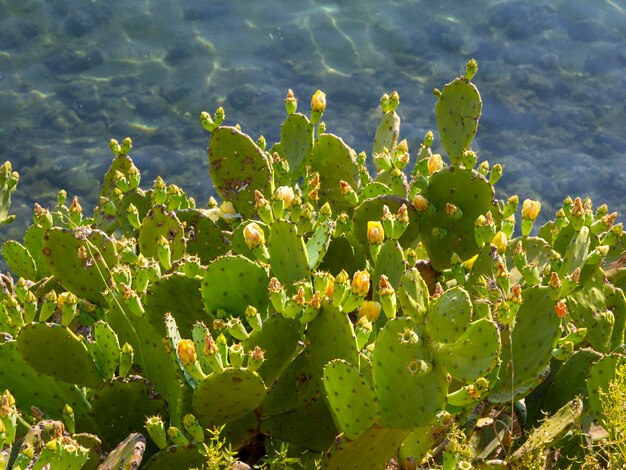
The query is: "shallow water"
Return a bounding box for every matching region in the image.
[1,0,625,242]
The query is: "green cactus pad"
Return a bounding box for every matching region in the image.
[372,317,448,428]
[145,273,205,338]
[426,286,472,343]
[351,195,420,248]
[398,423,448,469]
[489,287,561,403]
[208,126,274,218]
[42,227,119,305]
[0,339,92,424]
[542,348,602,415]
[586,353,625,418]
[435,76,482,164]
[318,235,366,276]
[115,188,152,235]
[97,433,146,469]
[17,322,104,388]
[106,304,189,429]
[360,182,393,199]
[606,286,626,351]
[280,112,314,178]
[193,368,266,426]
[142,445,205,469]
[559,225,590,278]
[310,133,360,207]
[568,272,614,353]
[263,303,358,416]
[372,239,405,303]
[243,315,302,384]
[439,318,500,383]
[372,111,400,156]
[100,155,139,199]
[90,377,167,450]
[319,426,410,470]
[176,208,230,264]
[419,167,499,271]
[268,220,310,293]
[201,254,270,318]
[86,320,120,380]
[306,219,334,270]
[261,398,338,452]
[505,236,554,286]
[398,268,430,320]
[323,359,379,439]
[138,205,186,263]
[2,240,38,280]
[24,224,51,278]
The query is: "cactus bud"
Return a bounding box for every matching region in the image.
[380,93,391,113]
[358,300,381,323]
[355,316,372,350]
[214,107,225,127]
[153,176,167,205]
[59,292,78,327]
[407,358,431,376]
[378,275,397,319]
[109,138,122,156]
[521,199,541,236]
[412,194,432,214]
[331,270,350,307]
[183,414,204,443]
[33,203,53,229]
[284,89,298,115]
[491,231,508,253]
[318,121,326,134]
[389,91,400,111]
[245,305,263,332]
[445,203,463,220]
[339,180,358,206]
[489,163,503,184]
[167,426,190,447]
[300,291,322,323]
[227,317,249,341]
[311,90,327,113]
[247,345,265,372]
[119,342,134,378]
[367,221,385,245]
[62,404,75,434]
[120,137,133,155]
[351,270,370,296]
[255,190,273,225]
[203,334,224,373]
[68,196,83,226]
[57,189,67,207]
[243,222,265,250]
[257,134,266,152]
[229,342,245,368]
[177,339,197,366]
[461,149,477,169]
[427,153,443,174]
[40,290,58,322]
[554,300,567,318]
[465,59,478,80]
[156,236,172,271]
[268,277,287,313]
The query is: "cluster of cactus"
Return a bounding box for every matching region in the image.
[1,59,625,469]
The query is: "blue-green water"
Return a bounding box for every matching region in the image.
[1,0,626,241]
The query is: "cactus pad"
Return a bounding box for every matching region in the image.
[435,76,482,164]
[439,318,500,383]
[86,320,120,380]
[17,322,104,388]
[268,220,310,292]
[490,287,561,403]
[142,446,205,469]
[201,254,270,318]
[372,317,448,427]
[42,227,119,305]
[419,167,498,271]
[138,205,186,263]
[426,286,472,343]
[208,126,274,218]
[323,359,379,439]
[398,268,430,320]
[280,112,314,177]
[98,433,146,469]
[372,111,400,156]
[306,219,334,270]
[176,208,230,264]
[145,273,205,337]
[319,426,410,470]
[586,353,625,418]
[193,368,266,426]
[2,240,38,280]
[310,133,360,207]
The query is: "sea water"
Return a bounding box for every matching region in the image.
[0,0,625,242]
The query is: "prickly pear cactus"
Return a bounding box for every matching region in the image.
[280,112,314,178]
[208,126,274,218]
[434,61,482,164]
[418,167,499,271]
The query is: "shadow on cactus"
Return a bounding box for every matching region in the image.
[1,59,625,469]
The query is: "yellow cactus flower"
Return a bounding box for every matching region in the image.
[311,90,326,113]
[491,231,508,253]
[359,301,382,322]
[427,153,443,174]
[412,194,429,212]
[177,339,197,366]
[243,222,265,249]
[219,201,237,218]
[367,221,385,245]
[521,199,541,221]
[275,186,295,208]
[352,270,370,296]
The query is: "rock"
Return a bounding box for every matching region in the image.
[43,48,104,74]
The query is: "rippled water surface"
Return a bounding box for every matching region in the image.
[1,0,626,241]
